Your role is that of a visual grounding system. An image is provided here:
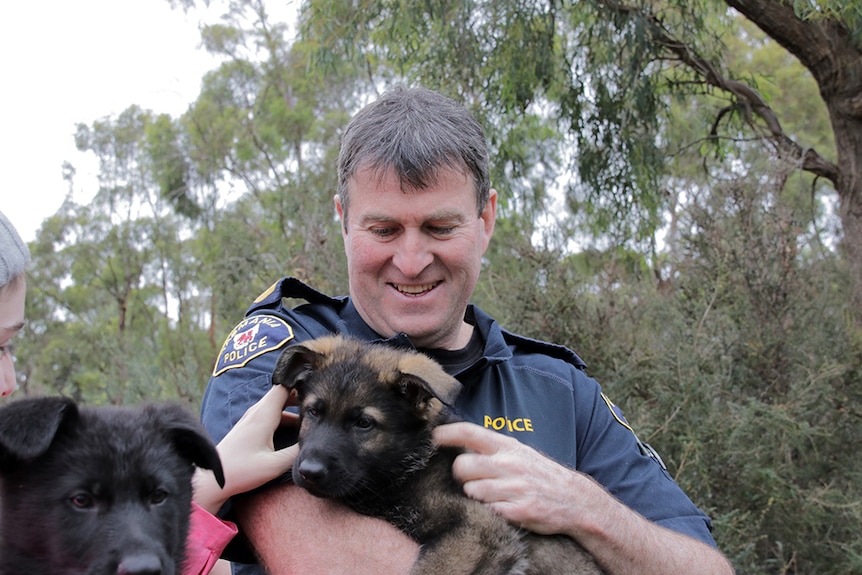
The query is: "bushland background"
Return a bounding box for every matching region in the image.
[8,2,862,573]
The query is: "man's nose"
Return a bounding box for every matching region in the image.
[392,231,434,277]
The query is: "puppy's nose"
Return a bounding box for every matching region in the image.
[297,457,328,485]
[117,554,162,575]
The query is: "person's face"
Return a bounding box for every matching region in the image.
[0,277,26,397]
[337,165,496,350]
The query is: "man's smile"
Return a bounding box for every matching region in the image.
[392,282,441,296]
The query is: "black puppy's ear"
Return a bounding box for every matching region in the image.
[272,344,325,390]
[0,397,78,473]
[147,404,226,489]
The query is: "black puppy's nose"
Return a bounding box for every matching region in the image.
[297,457,328,484]
[117,554,162,575]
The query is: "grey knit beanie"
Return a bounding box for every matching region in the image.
[0,210,31,287]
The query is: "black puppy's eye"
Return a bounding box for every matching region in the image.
[70,493,94,509]
[150,488,168,505]
[306,406,320,419]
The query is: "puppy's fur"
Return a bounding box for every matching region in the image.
[273,335,604,575]
[0,397,224,575]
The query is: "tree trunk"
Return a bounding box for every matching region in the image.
[725,0,862,318]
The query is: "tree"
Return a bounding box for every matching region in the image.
[595,0,862,312]
[295,0,862,317]
[17,107,219,405]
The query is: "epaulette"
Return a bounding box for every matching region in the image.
[248,277,344,314]
[501,329,588,370]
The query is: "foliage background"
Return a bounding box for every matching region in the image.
[8,1,862,573]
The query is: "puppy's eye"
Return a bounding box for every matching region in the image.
[305,406,321,419]
[150,488,168,505]
[70,493,94,509]
[355,416,375,430]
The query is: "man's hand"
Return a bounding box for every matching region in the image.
[433,421,582,536]
[433,421,735,575]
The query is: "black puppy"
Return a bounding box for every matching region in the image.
[0,397,224,575]
[273,335,604,575]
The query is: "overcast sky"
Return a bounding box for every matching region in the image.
[0,1,222,241]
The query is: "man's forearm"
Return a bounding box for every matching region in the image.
[565,474,734,575]
[235,484,418,575]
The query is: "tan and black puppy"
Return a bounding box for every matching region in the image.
[272,335,603,575]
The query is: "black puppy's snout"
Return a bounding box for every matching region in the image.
[117,553,162,575]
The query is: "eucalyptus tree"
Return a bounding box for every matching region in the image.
[15,106,217,405]
[294,0,862,315]
[178,0,359,333]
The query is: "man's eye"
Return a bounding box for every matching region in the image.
[370,227,396,237]
[428,226,455,235]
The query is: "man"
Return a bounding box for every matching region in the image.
[200,86,734,575]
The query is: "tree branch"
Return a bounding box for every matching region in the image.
[594,0,840,185]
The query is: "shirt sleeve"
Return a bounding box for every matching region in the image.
[183,502,239,575]
[201,313,297,443]
[572,371,716,547]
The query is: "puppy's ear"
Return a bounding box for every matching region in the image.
[397,375,440,419]
[147,403,226,489]
[397,370,462,423]
[0,397,78,472]
[397,354,462,408]
[272,343,326,390]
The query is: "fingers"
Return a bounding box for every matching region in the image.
[433,422,521,487]
[258,384,291,414]
[433,421,515,454]
[235,384,289,425]
[281,410,300,427]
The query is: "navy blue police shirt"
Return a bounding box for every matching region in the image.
[200,277,717,569]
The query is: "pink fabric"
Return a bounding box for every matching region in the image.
[183,502,239,575]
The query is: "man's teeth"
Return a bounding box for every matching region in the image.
[396,283,435,295]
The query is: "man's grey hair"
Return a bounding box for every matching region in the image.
[337,86,491,221]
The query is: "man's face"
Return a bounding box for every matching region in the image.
[337,165,496,350]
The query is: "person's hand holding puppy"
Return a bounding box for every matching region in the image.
[194,385,298,514]
[434,421,729,575]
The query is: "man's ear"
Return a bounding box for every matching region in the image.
[334,195,348,234]
[480,188,497,254]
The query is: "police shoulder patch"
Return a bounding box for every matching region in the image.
[213,315,295,376]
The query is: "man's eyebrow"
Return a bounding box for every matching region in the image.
[357,213,396,225]
[358,210,468,224]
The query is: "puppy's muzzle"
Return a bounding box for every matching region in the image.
[295,456,328,488]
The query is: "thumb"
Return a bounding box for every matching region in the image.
[270,442,299,470]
